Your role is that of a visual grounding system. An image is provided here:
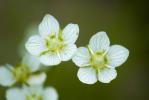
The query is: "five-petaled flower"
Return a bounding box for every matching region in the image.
[6,85,58,100]
[72,32,129,84]
[0,54,46,87]
[26,14,79,66]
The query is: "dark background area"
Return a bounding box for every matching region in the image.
[0,0,149,100]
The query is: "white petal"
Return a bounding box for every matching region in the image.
[39,14,59,37]
[6,88,25,100]
[22,53,41,72]
[98,68,117,83]
[0,66,16,86]
[72,47,91,67]
[62,24,79,44]
[25,35,46,56]
[107,45,129,68]
[77,67,97,84]
[27,72,47,85]
[43,87,58,100]
[40,53,61,66]
[59,44,77,61]
[89,31,110,53]
[22,85,43,96]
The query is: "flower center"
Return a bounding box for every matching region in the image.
[43,35,64,54]
[90,52,108,70]
[26,94,43,100]
[12,64,31,83]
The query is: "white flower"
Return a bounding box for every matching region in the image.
[72,32,129,84]
[0,54,46,87]
[26,14,79,66]
[6,85,58,100]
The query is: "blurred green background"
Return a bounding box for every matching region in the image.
[0,0,149,100]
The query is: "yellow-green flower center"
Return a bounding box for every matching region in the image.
[12,64,31,83]
[26,94,43,100]
[42,34,65,55]
[90,51,108,70]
